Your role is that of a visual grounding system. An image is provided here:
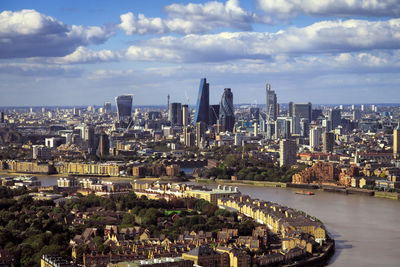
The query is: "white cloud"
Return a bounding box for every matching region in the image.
[0,9,113,58]
[256,0,400,18]
[119,0,269,35]
[48,46,120,64]
[124,18,400,63]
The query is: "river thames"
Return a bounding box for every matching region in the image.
[35,177,400,266]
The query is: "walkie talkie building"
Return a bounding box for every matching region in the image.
[115,95,133,122]
[193,78,209,125]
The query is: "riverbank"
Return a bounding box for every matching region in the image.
[195,178,287,188]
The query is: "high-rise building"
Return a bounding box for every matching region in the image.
[115,95,133,122]
[249,107,260,122]
[209,105,220,126]
[97,132,110,157]
[266,83,277,121]
[194,78,209,125]
[322,132,334,153]
[184,126,195,147]
[280,139,297,167]
[394,123,400,158]
[182,104,190,126]
[0,112,4,123]
[289,102,312,122]
[328,109,341,129]
[310,127,322,151]
[169,102,182,125]
[312,109,323,121]
[275,117,291,139]
[219,88,235,132]
[104,102,112,113]
[196,121,207,148]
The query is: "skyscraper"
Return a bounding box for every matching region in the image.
[266,83,277,121]
[115,95,133,122]
[104,102,112,113]
[194,78,209,125]
[280,139,297,167]
[169,102,182,125]
[289,102,312,122]
[97,132,109,158]
[310,127,322,151]
[394,122,400,159]
[322,132,334,153]
[182,104,190,126]
[219,88,235,132]
[329,109,341,129]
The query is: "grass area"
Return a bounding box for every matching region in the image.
[165,210,182,215]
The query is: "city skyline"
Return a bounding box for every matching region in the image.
[1,0,400,106]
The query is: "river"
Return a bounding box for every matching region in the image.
[29,176,400,266]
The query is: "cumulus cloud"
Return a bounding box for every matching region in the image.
[124,18,400,63]
[48,46,120,64]
[0,9,113,58]
[256,0,400,18]
[119,0,269,35]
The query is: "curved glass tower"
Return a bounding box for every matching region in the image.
[115,95,133,122]
[194,78,209,125]
[219,88,235,132]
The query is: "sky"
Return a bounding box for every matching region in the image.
[0,0,399,106]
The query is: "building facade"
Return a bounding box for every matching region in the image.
[194,78,209,125]
[266,83,277,121]
[115,95,133,122]
[219,88,235,132]
[279,139,297,167]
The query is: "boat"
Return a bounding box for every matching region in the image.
[295,190,315,195]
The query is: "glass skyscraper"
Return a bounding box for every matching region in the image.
[219,88,235,132]
[115,95,133,122]
[266,83,277,122]
[194,78,209,125]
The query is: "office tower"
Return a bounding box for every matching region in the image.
[167,94,170,112]
[168,102,182,125]
[275,117,291,139]
[328,109,341,129]
[289,102,312,122]
[184,127,195,147]
[97,132,109,157]
[310,127,322,151]
[194,78,209,125]
[266,83,277,121]
[84,125,95,152]
[209,105,220,126]
[115,94,133,122]
[104,102,112,113]
[0,112,4,123]
[266,122,275,140]
[394,123,400,159]
[219,88,235,132]
[361,104,365,112]
[249,107,260,122]
[300,119,309,137]
[312,109,323,121]
[322,132,334,153]
[182,104,190,126]
[280,139,297,167]
[196,121,207,148]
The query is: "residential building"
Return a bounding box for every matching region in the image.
[280,139,297,167]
